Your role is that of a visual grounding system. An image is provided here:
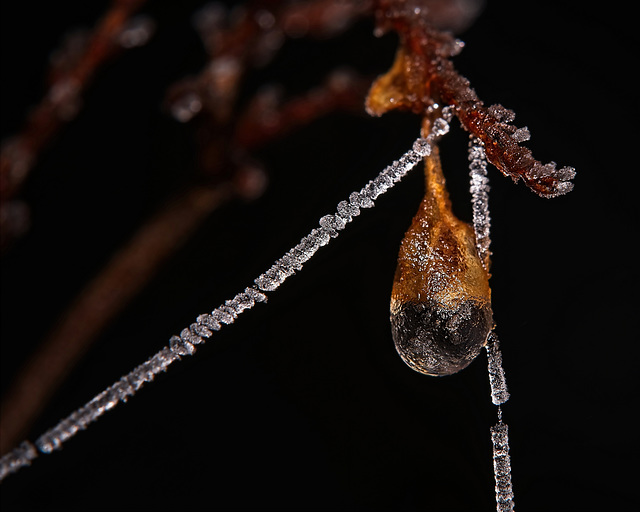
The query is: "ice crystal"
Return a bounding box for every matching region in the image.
[0,442,37,481]
[486,332,510,406]
[468,136,491,270]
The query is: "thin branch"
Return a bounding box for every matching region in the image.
[0,0,373,456]
[367,0,575,198]
[0,127,440,481]
[0,0,152,249]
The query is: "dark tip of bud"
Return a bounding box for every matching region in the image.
[391,299,493,376]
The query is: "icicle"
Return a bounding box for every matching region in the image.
[0,120,449,481]
[468,136,491,270]
[485,331,510,406]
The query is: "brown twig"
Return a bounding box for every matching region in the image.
[367,0,575,198]
[0,0,152,250]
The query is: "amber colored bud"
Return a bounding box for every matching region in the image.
[390,146,493,376]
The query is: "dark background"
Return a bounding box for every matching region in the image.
[0,1,636,510]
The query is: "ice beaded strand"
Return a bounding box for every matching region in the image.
[0,120,444,482]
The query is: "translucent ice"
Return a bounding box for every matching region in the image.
[254,124,448,293]
[1,127,447,478]
[0,441,38,481]
[491,420,515,511]
[485,332,510,406]
[171,92,203,123]
[468,136,491,270]
[511,127,530,143]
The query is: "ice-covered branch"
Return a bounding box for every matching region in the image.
[367,0,576,198]
[485,334,514,511]
[255,118,446,292]
[468,150,514,510]
[0,121,444,482]
[0,442,37,481]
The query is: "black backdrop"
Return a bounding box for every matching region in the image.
[1,1,636,510]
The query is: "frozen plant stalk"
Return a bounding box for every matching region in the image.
[485,334,514,510]
[491,420,515,512]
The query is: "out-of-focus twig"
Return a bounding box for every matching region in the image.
[0,0,373,456]
[0,184,233,456]
[0,0,152,250]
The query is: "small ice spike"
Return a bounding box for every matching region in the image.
[486,332,510,406]
[468,136,491,271]
[491,420,515,512]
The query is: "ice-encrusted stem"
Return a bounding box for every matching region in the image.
[0,118,447,482]
[491,419,515,512]
[485,334,515,511]
[469,151,515,510]
[254,116,447,292]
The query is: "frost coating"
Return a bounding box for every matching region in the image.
[491,420,515,512]
[0,128,443,481]
[254,123,446,293]
[0,441,37,480]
